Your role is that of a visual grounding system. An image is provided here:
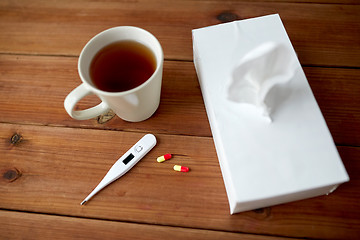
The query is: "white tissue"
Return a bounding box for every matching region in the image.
[193,14,349,215]
[227,42,297,121]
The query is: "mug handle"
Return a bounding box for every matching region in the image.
[64,83,110,120]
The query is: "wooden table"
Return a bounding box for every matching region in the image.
[1,1,359,239]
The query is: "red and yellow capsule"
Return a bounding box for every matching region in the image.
[157,154,172,163]
[173,165,189,172]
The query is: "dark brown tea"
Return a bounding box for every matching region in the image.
[90,40,156,92]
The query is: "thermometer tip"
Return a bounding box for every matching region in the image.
[80,200,87,206]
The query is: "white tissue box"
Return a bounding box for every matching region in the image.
[192,14,349,214]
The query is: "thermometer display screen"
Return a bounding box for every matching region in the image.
[122,153,135,165]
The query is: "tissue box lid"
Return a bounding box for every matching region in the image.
[192,14,349,214]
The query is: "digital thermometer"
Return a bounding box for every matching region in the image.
[80,134,157,205]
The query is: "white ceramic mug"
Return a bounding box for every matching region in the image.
[64,26,163,122]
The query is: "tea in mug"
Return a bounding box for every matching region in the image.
[90,40,157,92]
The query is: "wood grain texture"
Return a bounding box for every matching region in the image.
[0,210,304,240]
[0,0,359,67]
[195,0,360,3]
[1,123,359,239]
[0,54,210,137]
[0,54,359,146]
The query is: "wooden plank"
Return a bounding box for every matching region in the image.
[0,54,359,146]
[0,210,300,240]
[195,0,360,3]
[0,0,359,67]
[0,54,210,136]
[304,66,360,147]
[1,123,359,239]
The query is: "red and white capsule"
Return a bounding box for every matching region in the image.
[157,154,172,163]
[173,165,189,172]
